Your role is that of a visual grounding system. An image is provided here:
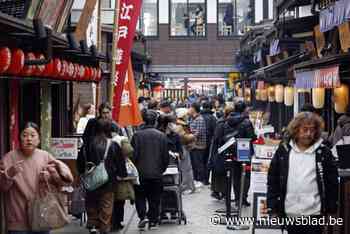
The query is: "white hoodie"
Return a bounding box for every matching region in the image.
[285,139,323,217]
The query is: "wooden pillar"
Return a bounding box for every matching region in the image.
[40,81,52,152]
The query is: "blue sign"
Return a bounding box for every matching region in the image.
[236,138,251,162]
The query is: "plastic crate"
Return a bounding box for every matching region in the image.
[0,0,32,19]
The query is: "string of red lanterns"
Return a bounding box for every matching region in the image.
[0,47,102,82]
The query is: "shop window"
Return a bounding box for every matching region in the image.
[101,0,112,8]
[170,0,206,37]
[138,0,159,37]
[217,0,251,37]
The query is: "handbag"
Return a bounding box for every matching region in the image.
[114,180,135,201]
[29,182,70,231]
[81,139,111,192]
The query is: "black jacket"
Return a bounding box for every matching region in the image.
[201,109,217,146]
[267,140,339,217]
[131,125,170,179]
[209,113,255,174]
[77,139,127,184]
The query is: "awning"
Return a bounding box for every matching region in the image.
[295,65,340,88]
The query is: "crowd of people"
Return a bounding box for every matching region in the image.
[2,92,350,234]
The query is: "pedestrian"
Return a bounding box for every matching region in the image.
[77,119,127,234]
[200,101,217,185]
[267,112,338,234]
[209,105,234,200]
[217,101,255,206]
[0,122,73,234]
[188,102,208,188]
[82,102,121,146]
[174,108,196,194]
[331,105,350,148]
[131,110,170,230]
[76,103,95,134]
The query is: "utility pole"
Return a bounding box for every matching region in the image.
[109,0,121,105]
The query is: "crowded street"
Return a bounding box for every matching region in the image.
[1,0,350,234]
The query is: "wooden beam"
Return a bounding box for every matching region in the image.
[75,0,99,42]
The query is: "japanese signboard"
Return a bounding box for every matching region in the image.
[51,138,78,160]
[112,0,142,121]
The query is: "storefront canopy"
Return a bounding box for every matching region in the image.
[295,65,340,89]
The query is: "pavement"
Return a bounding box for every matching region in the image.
[53,186,281,234]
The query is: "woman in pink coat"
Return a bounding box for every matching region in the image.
[0,122,73,234]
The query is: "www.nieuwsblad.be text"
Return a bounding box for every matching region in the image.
[210,215,343,226]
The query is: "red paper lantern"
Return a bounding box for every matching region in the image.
[7,48,24,75]
[67,62,74,80]
[0,47,11,74]
[34,54,45,76]
[43,59,54,77]
[84,66,91,80]
[96,68,102,82]
[59,60,68,79]
[52,58,62,77]
[72,64,79,80]
[91,68,96,81]
[21,52,36,76]
[78,65,85,81]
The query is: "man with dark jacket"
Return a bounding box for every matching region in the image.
[131,110,170,230]
[267,112,338,234]
[219,101,255,206]
[201,101,217,185]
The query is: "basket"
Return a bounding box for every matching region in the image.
[0,0,33,19]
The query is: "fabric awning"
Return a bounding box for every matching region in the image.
[295,65,340,89]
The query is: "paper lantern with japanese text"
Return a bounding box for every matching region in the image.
[312,88,325,109]
[260,87,268,101]
[96,68,102,82]
[7,49,24,75]
[268,85,275,102]
[284,86,294,106]
[43,59,53,76]
[67,62,74,80]
[58,60,68,79]
[275,85,284,103]
[0,47,11,73]
[334,84,349,114]
[21,52,36,76]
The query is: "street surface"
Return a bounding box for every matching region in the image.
[53,186,280,234]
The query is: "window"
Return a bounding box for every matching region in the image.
[138,0,158,37]
[101,0,111,8]
[217,0,251,37]
[170,0,206,37]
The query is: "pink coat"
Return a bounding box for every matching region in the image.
[0,149,73,231]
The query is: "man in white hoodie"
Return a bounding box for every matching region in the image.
[267,112,338,234]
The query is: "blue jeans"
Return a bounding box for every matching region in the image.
[8,231,50,234]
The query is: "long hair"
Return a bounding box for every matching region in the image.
[287,112,324,143]
[90,118,113,161]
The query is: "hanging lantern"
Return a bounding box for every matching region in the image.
[58,60,68,79]
[96,68,102,82]
[52,58,62,77]
[334,84,349,114]
[21,52,36,76]
[90,67,96,81]
[260,87,268,101]
[312,88,325,109]
[284,86,294,106]
[67,62,74,80]
[268,85,275,102]
[78,65,85,81]
[7,48,24,75]
[244,88,251,102]
[33,54,45,76]
[72,63,79,80]
[238,88,243,97]
[255,89,261,101]
[275,84,284,103]
[0,47,11,74]
[43,59,53,77]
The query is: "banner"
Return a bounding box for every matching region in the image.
[295,66,340,89]
[9,80,19,150]
[112,0,142,121]
[117,59,143,127]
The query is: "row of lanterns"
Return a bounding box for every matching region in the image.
[247,83,349,114]
[0,47,102,82]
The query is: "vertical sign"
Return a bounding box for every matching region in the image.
[112,0,142,121]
